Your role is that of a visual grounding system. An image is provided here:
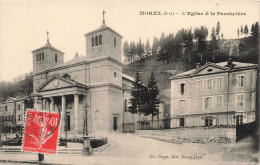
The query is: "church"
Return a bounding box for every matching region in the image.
[31,13,136,137]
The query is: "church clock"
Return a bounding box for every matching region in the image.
[53,79,59,87]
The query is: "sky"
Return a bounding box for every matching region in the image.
[0,0,259,81]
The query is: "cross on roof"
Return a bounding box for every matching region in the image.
[102,10,106,25]
[46,31,49,42]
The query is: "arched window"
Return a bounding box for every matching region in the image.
[55,54,58,62]
[95,36,98,46]
[91,37,94,47]
[99,34,102,45]
[124,99,127,112]
[42,52,44,61]
[114,37,116,47]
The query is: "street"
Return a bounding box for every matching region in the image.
[0,133,258,165]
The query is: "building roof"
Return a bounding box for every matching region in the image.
[32,41,64,54]
[171,61,257,79]
[84,24,123,38]
[122,73,134,82]
[51,55,87,69]
[1,96,31,103]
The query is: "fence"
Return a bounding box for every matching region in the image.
[236,121,256,141]
[122,123,135,133]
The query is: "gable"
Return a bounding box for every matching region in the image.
[3,97,15,103]
[193,65,226,76]
[37,77,76,92]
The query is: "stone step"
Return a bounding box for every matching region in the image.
[0,147,83,155]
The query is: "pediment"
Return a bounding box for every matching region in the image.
[3,97,15,103]
[192,63,227,76]
[36,76,87,92]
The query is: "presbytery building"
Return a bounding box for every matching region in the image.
[31,17,136,137]
[170,59,257,128]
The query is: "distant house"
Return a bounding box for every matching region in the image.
[0,96,33,127]
[170,59,257,128]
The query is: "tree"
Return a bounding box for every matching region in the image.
[194,26,208,63]
[157,45,168,63]
[137,38,145,62]
[159,32,165,46]
[250,23,255,37]
[128,72,145,119]
[209,27,218,61]
[240,25,244,36]
[152,37,159,58]
[216,21,221,40]
[129,41,137,63]
[144,39,152,60]
[244,25,249,37]
[123,41,130,63]
[183,29,193,61]
[237,28,240,38]
[146,72,161,128]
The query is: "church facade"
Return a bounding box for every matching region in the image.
[32,21,136,137]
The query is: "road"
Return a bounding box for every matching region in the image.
[0,133,258,165]
[99,133,208,158]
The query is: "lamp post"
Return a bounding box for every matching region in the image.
[82,104,91,156]
[83,104,89,136]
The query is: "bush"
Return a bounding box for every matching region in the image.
[2,137,22,146]
[59,137,108,148]
[90,138,108,148]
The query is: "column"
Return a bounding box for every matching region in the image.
[50,97,54,112]
[46,99,50,112]
[74,94,79,132]
[62,95,66,132]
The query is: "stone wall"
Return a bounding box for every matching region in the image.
[136,126,236,142]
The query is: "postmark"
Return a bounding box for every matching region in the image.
[22,109,61,154]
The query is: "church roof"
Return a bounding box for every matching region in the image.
[51,55,87,69]
[32,41,64,54]
[122,73,134,82]
[84,24,123,38]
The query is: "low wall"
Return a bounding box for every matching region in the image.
[136,126,236,142]
[1,133,17,141]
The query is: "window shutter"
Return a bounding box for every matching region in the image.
[178,84,180,94]
[235,95,238,107]
[201,79,204,91]
[213,118,216,126]
[215,78,218,90]
[244,76,247,87]
[233,115,236,124]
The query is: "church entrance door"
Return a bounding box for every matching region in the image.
[113,117,118,131]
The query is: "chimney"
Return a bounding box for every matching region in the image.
[196,63,201,69]
[227,57,233,68]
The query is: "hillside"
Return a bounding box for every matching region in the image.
[123,57,192,100]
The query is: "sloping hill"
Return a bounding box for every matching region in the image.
[122,58,192,99]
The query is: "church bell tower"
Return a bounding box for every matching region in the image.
[84,10,123,62]
[32,31,64,73]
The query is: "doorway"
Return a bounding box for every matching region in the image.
[113,117,118,131]
[179,118,184,127]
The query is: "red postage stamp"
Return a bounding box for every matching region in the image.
[22,109,60,154]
